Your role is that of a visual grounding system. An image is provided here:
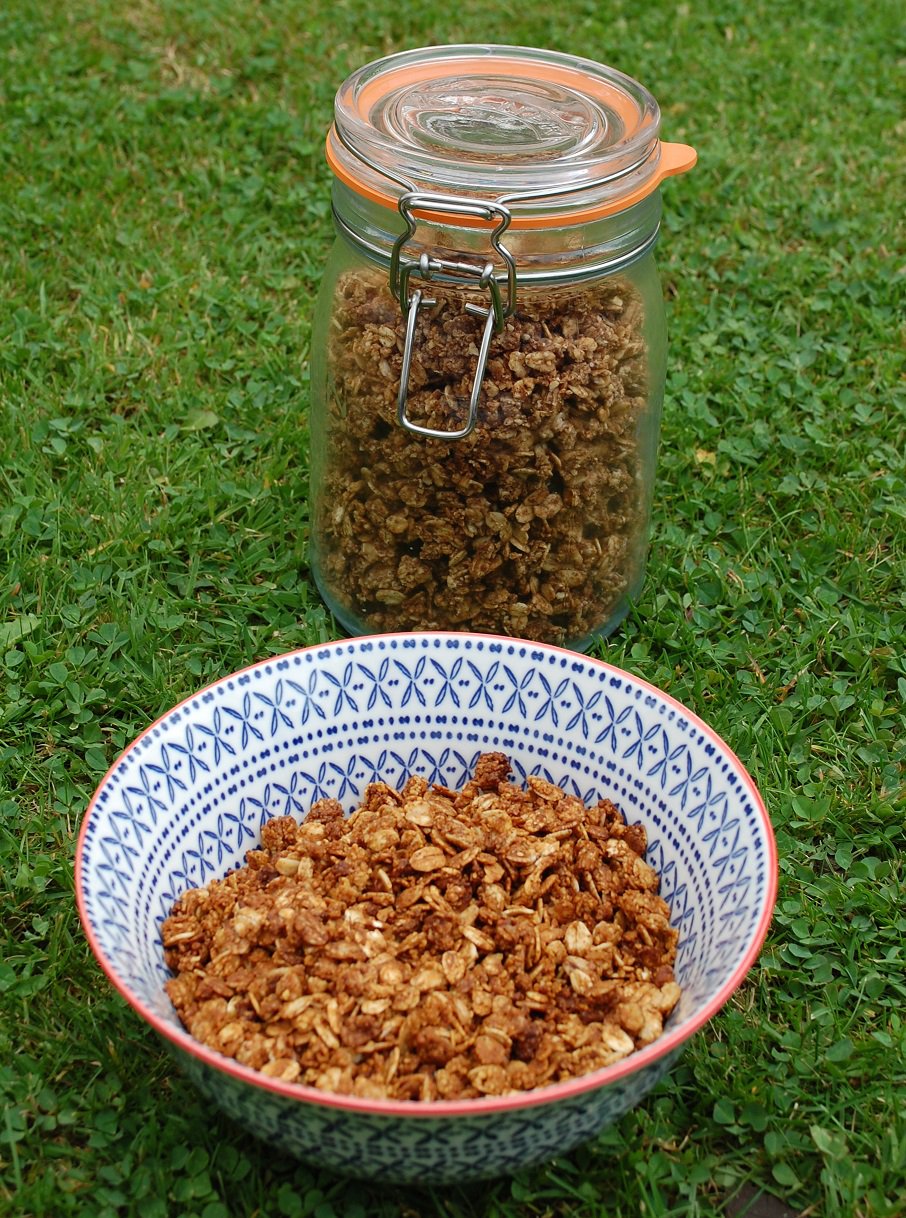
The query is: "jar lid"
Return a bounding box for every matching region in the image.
[326,44,695,229]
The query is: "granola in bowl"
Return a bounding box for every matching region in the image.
[79,632,777,1181]
[163,753,680,1101]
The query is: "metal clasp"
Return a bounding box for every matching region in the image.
[390,193,516,440]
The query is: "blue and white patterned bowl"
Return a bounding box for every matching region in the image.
[76,633,776,1183]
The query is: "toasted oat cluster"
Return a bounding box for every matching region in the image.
[163,754,680,1101]
[316,267,649,645]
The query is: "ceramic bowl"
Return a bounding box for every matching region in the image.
[76,633,776,1183]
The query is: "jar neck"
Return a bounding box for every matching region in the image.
[331,181,662,287]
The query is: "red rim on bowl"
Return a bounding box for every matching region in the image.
[75,632,778,1118]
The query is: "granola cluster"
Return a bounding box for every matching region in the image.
[315,267,649,645]
[163,754,680,1101]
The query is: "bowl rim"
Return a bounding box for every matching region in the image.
[75,630,778,1118]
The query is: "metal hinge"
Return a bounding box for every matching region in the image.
[389,192,516,440]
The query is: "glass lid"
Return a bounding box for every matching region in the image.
[327,44,695,227]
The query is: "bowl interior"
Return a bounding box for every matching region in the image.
[78,634,775,1091]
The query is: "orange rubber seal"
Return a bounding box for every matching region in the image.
[327,129,696,229]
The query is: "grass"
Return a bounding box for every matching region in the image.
[0,0,903,1214]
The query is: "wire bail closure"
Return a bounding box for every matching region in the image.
[390,192,516,441]
[329,103,692,440]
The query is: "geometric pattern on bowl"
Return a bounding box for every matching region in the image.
[76,633,777,1183]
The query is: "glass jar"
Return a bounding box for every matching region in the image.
[309,44,695,649]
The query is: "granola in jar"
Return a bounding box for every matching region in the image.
[315,267,649,644]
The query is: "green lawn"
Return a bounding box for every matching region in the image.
[1,0,903,1215]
